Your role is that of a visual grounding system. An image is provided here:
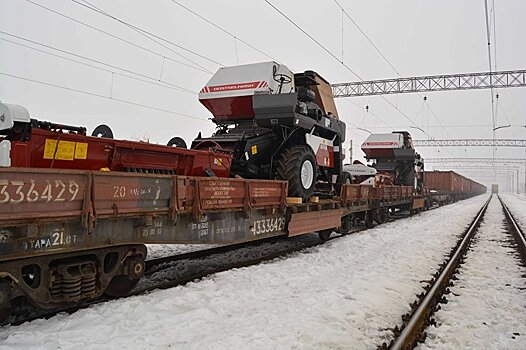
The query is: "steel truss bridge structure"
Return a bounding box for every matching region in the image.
[331,69,526,98]
[413,139,526,147]
[426,158,526,164]
[431,165,520,170]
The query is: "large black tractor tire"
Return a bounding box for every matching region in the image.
[276,145,317,201]
[400,169,415,187]
[335,171,352,196]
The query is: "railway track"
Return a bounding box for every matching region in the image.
[3,232,339,327]
[3,207,417,327]
[381,194,526,349]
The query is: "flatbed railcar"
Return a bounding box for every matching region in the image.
[0,60,487,321]
[0,167,421,320]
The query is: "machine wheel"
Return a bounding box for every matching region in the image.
[401,169,415,187]
[104,276,140,297]
[318,229,332,241]
[335,171,352,195]
[92,124,114,139]
[167,137,187,148]
[276,145,317,201]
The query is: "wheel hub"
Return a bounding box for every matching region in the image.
[300,160,314,189]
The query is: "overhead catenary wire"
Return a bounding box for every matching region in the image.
[0,72,208,122]
[333,0,402,77]
[0,30,196,94]
[0,36,195,96]
[71,0,223,68]
[334,0,454,142]
[263,0,361,79]
[162,1,395,133]
[167,0,279,63]
[0,36,195,97]
[263,0,433,140]
[23,0,212,74]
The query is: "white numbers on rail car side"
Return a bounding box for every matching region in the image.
[0,180,80,204]
[141,220,163,237]
[251,217,285,235]
[113,185,126,198]
[24,230,78,250]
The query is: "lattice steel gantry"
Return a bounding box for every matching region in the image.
[413,139,526,147]
[331,69,526,97]
[426,157,526,164]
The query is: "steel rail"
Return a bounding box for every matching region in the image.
[499,196,526,257]
[389,196,491,350]
[144,236,286,271]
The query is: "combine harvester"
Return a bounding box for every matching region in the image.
[0,62,486,321]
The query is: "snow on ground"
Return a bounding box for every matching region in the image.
[0,195,489,350]
[501,193,526,232]
[139,234,322,290]
[418,196,526,350]
[146,243,219,260]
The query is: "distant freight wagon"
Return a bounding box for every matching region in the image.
[492,184,499,194]
[424,170,487,205]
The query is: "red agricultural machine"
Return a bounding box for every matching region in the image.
[193,61,346,200]
[361,131,425,192]
[0,102,232,177]
[1,61,347,201]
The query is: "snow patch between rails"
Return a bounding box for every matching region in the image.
[418,196,526,350]
[0,195,489,350]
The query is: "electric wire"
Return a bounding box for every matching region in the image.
[333,0,402,77]
[167,0,279,63]
[263,0,361,79]
[334,0,453,142]
[0,36,196,96]
[71,0,223,68]
[0,30,196,94]
[342,99,394,129]
[0,72,208,122]
[263,0,433,139]
[23,0,212,74]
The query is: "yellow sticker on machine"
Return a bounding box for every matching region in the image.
[74,142,88,159]
[44,139,85,161]
[251,145,257,155]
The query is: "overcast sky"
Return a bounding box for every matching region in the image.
[1,0,525,190]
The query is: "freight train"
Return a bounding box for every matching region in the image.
[0,62,486,321]
[425,171,488,205]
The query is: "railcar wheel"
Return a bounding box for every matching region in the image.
[276,145,317,201]
[375,209,388,224]
[0,280,12,323]
[365,212,375,228]
[318,229,332,241]
[104,276,140,297]
[0,307,11,324]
